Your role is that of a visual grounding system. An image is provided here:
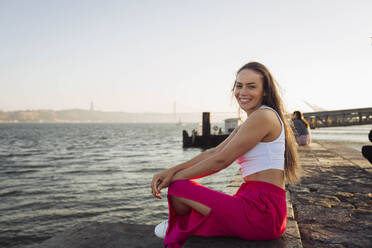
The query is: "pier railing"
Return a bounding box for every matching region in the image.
[303,107,372,129]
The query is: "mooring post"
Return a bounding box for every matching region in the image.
[202,112,211,136]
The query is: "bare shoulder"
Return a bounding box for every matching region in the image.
[215,109,275,163]
[258,108,281,124]
[241,108,278,128]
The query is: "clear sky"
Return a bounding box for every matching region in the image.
[1,0,371,113]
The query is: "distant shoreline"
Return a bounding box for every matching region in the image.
[0,120,225,124]
[0,109,237,123]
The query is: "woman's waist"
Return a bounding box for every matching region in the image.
[243,169,285,190]
[236,180,286,199]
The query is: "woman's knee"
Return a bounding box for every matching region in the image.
[168,180,194,195]
[168,180,211,215]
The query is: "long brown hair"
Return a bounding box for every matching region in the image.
[232,62,301,184]
[293,110,310,128]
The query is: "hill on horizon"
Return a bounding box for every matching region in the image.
[0,109,238,123]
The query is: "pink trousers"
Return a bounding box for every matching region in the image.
[164,180,287,248]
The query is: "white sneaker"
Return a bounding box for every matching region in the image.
[154,220,168,239]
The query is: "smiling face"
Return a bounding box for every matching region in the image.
[234,69,266,115]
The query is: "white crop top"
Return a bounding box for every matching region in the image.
[235,105,285,177]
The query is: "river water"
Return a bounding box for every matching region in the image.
[0,123,371,247]
[310,124,372,151]
[0,123,239,247]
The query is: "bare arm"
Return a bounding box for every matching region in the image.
[151,125,240,198]
[169,125,241,174]
[171,110,275,181]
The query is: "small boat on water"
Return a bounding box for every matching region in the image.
[176,118,185,126]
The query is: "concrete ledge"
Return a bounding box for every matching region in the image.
[288,141,372,247]
[25,222,163,248]
[185,219,301,248]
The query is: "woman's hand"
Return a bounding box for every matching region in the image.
[151,169,176,199]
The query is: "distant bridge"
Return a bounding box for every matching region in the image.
[303,107,372,129]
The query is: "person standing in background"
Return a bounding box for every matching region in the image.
[291,111,311,146]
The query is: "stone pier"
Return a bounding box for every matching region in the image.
[288,141,372,247]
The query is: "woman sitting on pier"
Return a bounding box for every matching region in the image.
[291,110,311,146]
[151,62,301,248]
